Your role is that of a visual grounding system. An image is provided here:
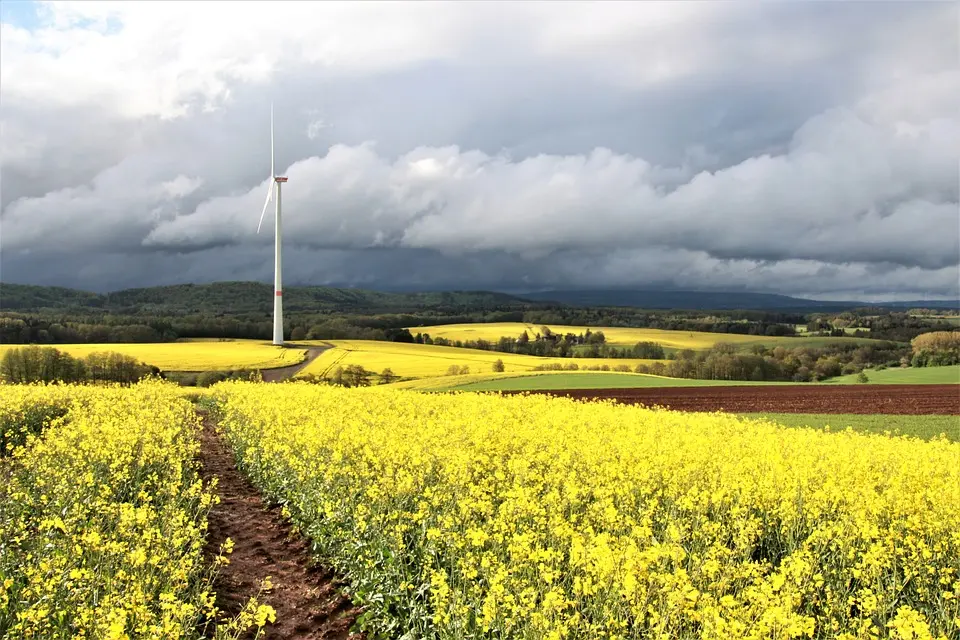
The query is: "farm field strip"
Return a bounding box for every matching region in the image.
[0,340,307,372]
[505,384,960,415]
[408,322,884,350]
[440,372,793,392]
[824,364,960,385]
[297,339,659,379]
[443,365,960,392]
[383,370,705,391]
[739,413,960,442]
[213,382,960,639]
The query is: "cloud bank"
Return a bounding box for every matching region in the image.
[1,1,957,299]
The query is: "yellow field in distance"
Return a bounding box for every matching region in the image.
[298,340,658,380]
[0,340,306,372]
[408,322,887,350]
[407,322,771,349]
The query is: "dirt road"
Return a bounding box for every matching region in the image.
[260,345,330,382]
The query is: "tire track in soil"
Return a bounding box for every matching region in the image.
[198,412,365,639]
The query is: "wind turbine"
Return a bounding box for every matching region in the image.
[257,103,288,346]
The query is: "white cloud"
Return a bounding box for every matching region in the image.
[128,80,957,276]
[159,175,203,199]
[1,1,503,119]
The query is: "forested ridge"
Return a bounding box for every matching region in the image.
[1,281,956,345]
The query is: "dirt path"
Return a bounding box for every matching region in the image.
[198,413,364,639]
[260,345,330,382]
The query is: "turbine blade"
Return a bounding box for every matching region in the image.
[257,181,273,234]
[270,102,275,179]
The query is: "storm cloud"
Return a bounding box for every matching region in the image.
[1,1,958,299]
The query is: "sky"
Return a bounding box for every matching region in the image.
[1,1,958,300]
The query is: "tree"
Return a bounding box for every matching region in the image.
[712,342,737,356]
[290,326,307,341]
[344,364,371,387]
[329,366,346,386]
[492,359,505,373]
[586,330,606,345]
[857,371,869,383]
[632,341,665,359]
[384,328,415,343]
[379,367,397,384]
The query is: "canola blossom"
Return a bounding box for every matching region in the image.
[0,381,223,639]
[0,383,86,455]
[213,382,960,640]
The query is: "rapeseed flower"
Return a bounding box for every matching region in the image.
[213,381,960,639]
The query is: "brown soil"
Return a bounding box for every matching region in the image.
[198,413,365,639]
[260,345,330,382]
[504,384,960,415]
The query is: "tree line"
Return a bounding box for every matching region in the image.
[2,301,954,352]
[910,331,960,367]
[412,327,667,359]
[0,346,159,384]
[633,341,910,382]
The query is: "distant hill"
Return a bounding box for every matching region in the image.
[0,284,105,310]
[0,282,532,315]
[520,289,960,312]
[3,281,957,315]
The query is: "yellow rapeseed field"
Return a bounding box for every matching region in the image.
[0,383,92,455]
[408,322,882,351]
[214,382,960,640]
[298,340,657,380]
[407,322,771,349]
[0,380,273,639]
[0,340,306,372]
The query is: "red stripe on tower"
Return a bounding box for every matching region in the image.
[276,291,283,296]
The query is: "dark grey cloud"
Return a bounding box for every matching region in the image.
[1,1,957,299]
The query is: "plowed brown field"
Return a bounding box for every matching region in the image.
[503,384,960,415]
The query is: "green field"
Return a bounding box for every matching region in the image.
[912,315,960,326]
[443,372,785,392]
[824,365,960,385]
[743,413,959,442]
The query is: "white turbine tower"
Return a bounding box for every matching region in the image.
[257,103,288,346]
